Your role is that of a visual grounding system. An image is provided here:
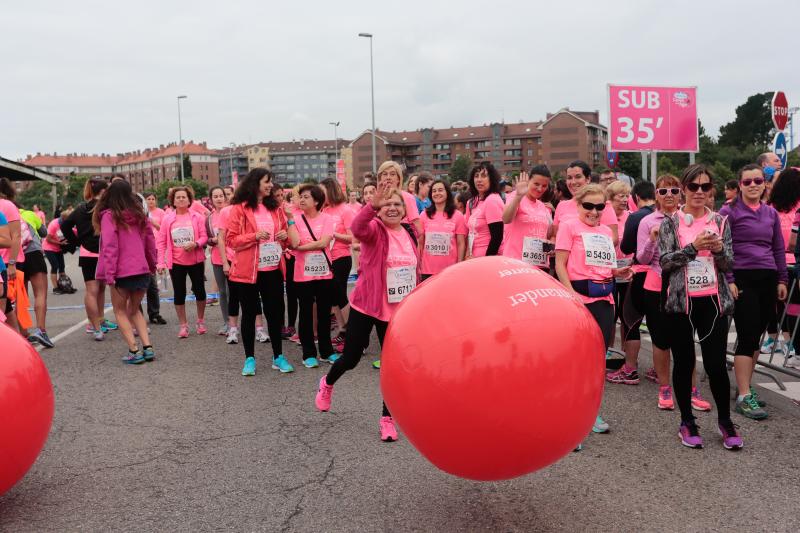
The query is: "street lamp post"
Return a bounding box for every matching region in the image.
[177,95,188,182]
[228,143,235,186]
[329,121,340,159]
[358,33,376,174]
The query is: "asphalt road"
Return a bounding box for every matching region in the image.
[2,255,800,532]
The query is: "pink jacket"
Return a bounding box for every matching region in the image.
[156,210,208,269]
[95,210,157,285]
[226,202,288,284]
[349,203,420,320]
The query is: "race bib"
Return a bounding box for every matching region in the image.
[425,232,451,256]
[581,233,616,268]
[56,229,64,240]
[522,237,547,267]
[615,257,633,283]
[171,226,194,247]
[387,266,416,304]
[304,252,330,277]
[687,256,717,294]
[258,241,281,269]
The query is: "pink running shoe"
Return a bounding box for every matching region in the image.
[196,319,207,335]
[718,421,743,450]
[645,367,658,383]
[380,416,398,442]
[658,385,675,410]
[606,366,640,385]
[315,376,333,412]
[691,387,712,411]
[289,333,301,344]
[178,324,189,338]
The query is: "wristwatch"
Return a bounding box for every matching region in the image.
[8,260,16,266]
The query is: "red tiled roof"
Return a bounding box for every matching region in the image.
[24,154,119,167]
[24,142,216,168]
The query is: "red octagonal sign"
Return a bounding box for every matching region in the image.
[772,91,789,131]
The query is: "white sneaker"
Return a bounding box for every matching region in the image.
[760,337,778,354]
[255,327,269,343]
[217,324,229,336]
[786,354,800,369]
[226,327,239,344]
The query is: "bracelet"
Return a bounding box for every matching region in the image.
[287,220,295,226]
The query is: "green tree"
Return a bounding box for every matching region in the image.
[61,174,90,208]
[449,155,472,182]
[181,154,193,179]
[718,92,774,149]
[17,181,61,212]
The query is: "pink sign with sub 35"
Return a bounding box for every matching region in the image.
[608,85,698,152]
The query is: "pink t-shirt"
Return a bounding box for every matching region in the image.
[293,212,334,282]
[466,193,505,257]
[0,199,25,264]
[35,210,46,224]
[210,209,225,266]
[42,218,64,253]
[324,203,355,261]
[777,202,799,264]
[254,205,280,272]
[501,191,552,269]
[219,206,234,263]
[170,213,196,266]
[614,209,638,277]
[677,212,719,298]
[401,191,420,225]
[190,200,209,216]
[379,226,418,321]
[554,198,618,230]
[148,207,165,237]
[555,218,616,304]
[420,209,468,275]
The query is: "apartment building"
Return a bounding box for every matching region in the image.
[249,139,350,186]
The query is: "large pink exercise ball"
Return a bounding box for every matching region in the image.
[0,323,54,496]
[381,257,605,481]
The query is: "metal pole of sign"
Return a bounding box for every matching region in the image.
[641,152,647,182]
[650,151,657,182]
[689,152,696,165]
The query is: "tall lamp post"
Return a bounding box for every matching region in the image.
[228,142,236,186]
[358,32,376,174]
[329,121,340,159]
[177,95,188,182]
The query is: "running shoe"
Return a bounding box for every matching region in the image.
[149,314,167,325]
[333,340,345,354]
[380,416,399,442]
[226,327,239,344]
[217,324,229,336]
[242,356,256,376]
[678,421,703,448]
[281,326,296,339]
[93,329,105,342]
[142,346,155,362]
[101,319,118,331]
[658,386,675,410]
[786,353,800,369]
[718,421,743,450]
[785,341,796,357]
[207,297,219,306]
[303,357,319,368]
[573,443,583,452]
[255,327,269,343]
[315,375,333,411]
[735,395,768,420]
[196,319,207,335]
[85,324,95,334]
[178,324,189,339]
[592,415,609,433]
[645,367,658,383]
[749,386,766,408]
[760,337,780,354]
[289,333,301,344]
[605,366,640,385]
[28,328,55,349]
[53,287,64,295]
[321,353,340,364]
[122,350,145,365]
[691,388,712,411]
[331,334,345,345]
[271,355,294,373]
[372,359,381,369]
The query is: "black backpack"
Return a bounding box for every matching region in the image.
[57,273,77,294]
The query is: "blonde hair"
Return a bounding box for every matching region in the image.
[605,180,631,200]
[574,183,605,204]
[655,174,681,189]
[377,160,404,189]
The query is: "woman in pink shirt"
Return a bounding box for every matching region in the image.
[207,186,232,335]
[315,182,419,442]
[286,184,337,368]
[144,192,167,325]
[502,166,553,270]
[156,186,208,338]
[465,162,505,258]
[321,178,355,350]
[555,184,631,437]
[93,180,157,364]
[419,179,467,279]
[44,211,70,291]
[376,161,422,236]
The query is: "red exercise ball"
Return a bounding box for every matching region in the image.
[0,322,54,496]
[381,257,605,481]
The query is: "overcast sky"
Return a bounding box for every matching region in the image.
[3,0,798,160]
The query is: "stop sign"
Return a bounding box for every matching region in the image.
[772,91,789,130]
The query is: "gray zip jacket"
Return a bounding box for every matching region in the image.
[657,211,735,316]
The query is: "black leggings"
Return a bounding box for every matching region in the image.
[327,308,390,417]
[296,279,335,358]
[44,251,65,274]
[331,256,352,309]
[613,280,642,342]
[169,262,206,305]
[231,269,284,360]
[227,276,240,318]
[732,269,777,356]
[643,288,671,350]
[285,255,298,328]
[585,300,615,351]
[666,296,731,424]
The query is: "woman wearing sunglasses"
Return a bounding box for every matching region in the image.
[555,184,631,436]
[659,164,741,450]
[720,164,788,420]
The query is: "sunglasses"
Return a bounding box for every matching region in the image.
[657,188,680,196]
[580,202,606,212]
[741,178,765,187]
[685,182,713,193]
